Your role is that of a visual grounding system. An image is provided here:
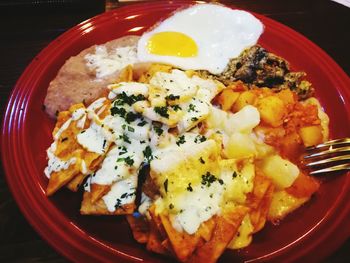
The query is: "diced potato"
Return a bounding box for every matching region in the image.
[225,105,260,134]
[232,91,257,112]
[205,107,228,130]
[216,89,240,111]
[257,96,286,127]
[260,155,299,189]
[299,125,323,147]
[225,132,256,159]
[276,89,296,105]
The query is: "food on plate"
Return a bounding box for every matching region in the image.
[43,35,143,118]
[137,4,263,74]
[43,3,330,262]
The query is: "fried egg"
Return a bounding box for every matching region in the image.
[137,4,264,74]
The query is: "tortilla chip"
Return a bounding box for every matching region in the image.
[188,205,249,263]
[66,173,87,192]
[250,183,274,233]
[159,213,201,262]
[80,191,135,215]
[247,171,275,232]
[46,150,83,196]
[90,184,111,204]
[126,214,150,244]
[197,217,216,242]
[146,215,170,255]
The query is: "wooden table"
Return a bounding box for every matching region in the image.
[0,0,349,262]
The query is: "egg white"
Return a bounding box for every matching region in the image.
[137,4,264,74]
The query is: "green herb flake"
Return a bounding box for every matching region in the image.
[154,106,169,118]
[169,203,174,209]
[171,105,182,111]
[186,183,193,192]
[124,156,134,166]
[143,146,153,163]
[137,120,147,127]
[163,179,169,193]
[153,123,164,136]
[165,94,180,101]
[119,134,131,144]
[194,135,207,143]
[128,126,135,132]
[199,157,205,164]
[191,117,199,122]
[110,107,126,117]
[201,172,217,187]
[188,104,196,112]
[176,135,186,146]
[232,171,238,178]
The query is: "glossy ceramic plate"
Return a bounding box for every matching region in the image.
[2,1,350,262]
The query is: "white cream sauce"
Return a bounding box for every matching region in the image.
[85,46,138,79]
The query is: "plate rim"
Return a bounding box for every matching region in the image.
[1,1,350,262]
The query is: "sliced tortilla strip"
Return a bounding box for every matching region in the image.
[247,171,275,232]
[188,205,249,263]
[46,150,83,196]
[147,215,170,255]
[66,173,88,192]
[80,191,135,215]
[90,184,111,204]
[250,183,274,233]
[126,214,150,244]
[159,213,202,262]
[66,152,104,192]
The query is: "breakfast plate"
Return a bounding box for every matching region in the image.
[1,1,350,262]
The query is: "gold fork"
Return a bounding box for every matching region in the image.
[304,138,350,175]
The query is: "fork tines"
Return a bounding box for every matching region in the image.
[304,137,350,175]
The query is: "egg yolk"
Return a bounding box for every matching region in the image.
[147,31,198,57]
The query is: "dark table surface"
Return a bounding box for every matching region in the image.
[0,0,349,262]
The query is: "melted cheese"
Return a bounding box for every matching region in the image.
[85,46,138,79]
[77,122,110,154]
[102,175,137,212]
[44,143,76,178]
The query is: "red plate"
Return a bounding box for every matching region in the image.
[2,1,350,262]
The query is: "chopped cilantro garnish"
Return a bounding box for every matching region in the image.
[143,146,153,163]
[171,105,182,111]
[176,135,186,146]
[201,172,217,187]
[169,203,174,209]
[137,119,147,127]
[118,146,127,155]
[119,134,131,144]
[116,156,134,166]
[191,117,198,122]
[125,112,141,123]
[232,171,238,178]
[124,156,134,166]
[188,104,196,112]
[165,94,180,101]
[154,106,169,118]
[128,126,135,132]
[186,183,193,192]
[153,122,164,136]
[116,92,145,106]
[194,135,206,143]
[114,199,122,209]
[110,107,126,117]
[163,179,168,193]
[199,157,205,164]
